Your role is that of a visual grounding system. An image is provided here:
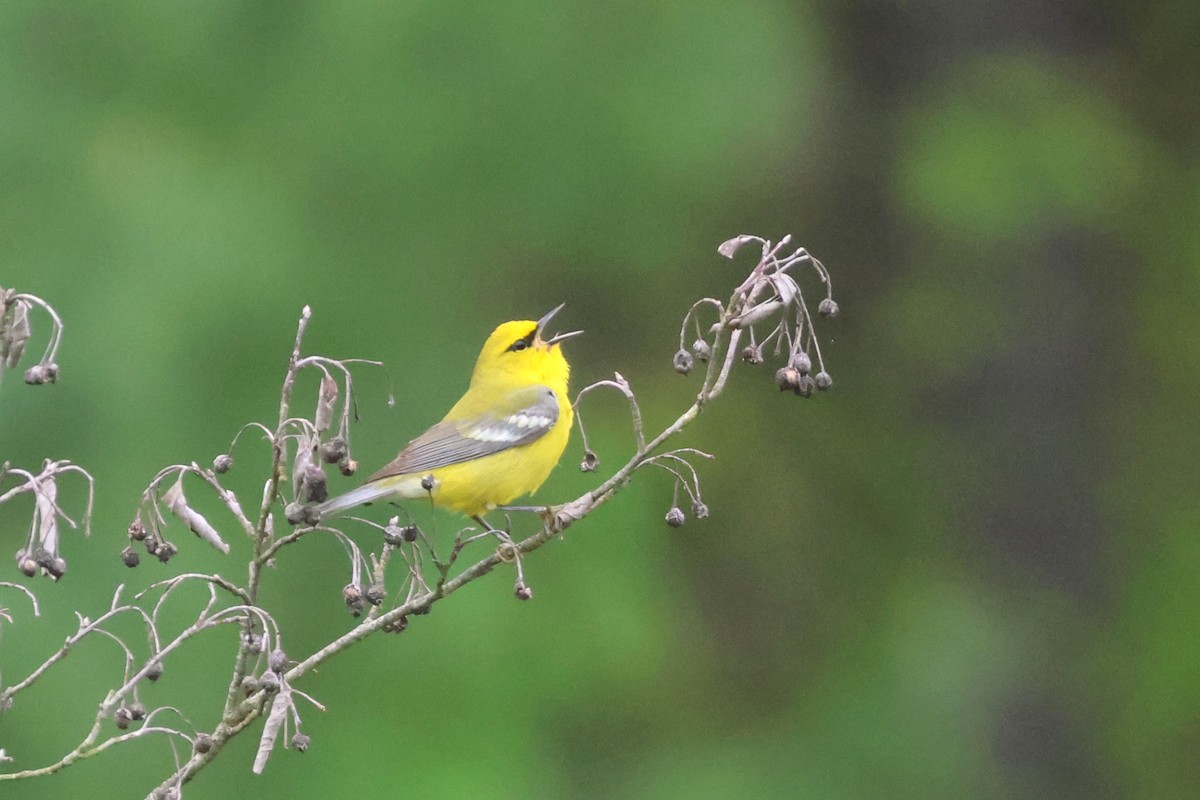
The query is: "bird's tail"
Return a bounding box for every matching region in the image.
[315,482,394,519]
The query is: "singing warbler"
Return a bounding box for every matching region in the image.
[316,305,581,521]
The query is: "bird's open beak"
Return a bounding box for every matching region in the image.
[536,303,583,345]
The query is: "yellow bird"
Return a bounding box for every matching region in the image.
[315,305,581,526]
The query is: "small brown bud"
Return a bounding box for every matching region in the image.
[320,437,348,464]
[402,525,418,543]
[814,371,832,390]
[114,707,132,730]
[365,586,386,606]
[291,733,311,752]
[337,456,357,476]
[775,367,801,392]
[121,546,140,568]
[691,339,711,362]
[128,702,147,721]
[194,733,214,754]
[212,454,233,473]
[818,297,839,317]
[691,500,710,519]
[269,648,287,673]
[128,519,147,541]
[145,661,164,682]
[672,349,694,375]
[580,450,599,472]
[514,582,533,601]
[665,507,686,528]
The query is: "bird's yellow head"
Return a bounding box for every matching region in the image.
[471,304,582,391]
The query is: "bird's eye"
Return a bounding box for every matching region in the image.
[509,339,529,352]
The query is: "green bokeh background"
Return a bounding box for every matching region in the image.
[2,2,1197,798]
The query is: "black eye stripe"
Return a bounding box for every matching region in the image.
[506,331,536,352]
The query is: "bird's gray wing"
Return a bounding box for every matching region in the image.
[367,384,559,482]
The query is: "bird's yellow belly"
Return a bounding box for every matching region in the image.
[426,420,570,517]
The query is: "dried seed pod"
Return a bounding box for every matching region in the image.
[580,450,599,472]
[128,518,147,541]
[818,297,839,317]
[259,670,280,694]
[420,475,435,492]
[121,546,140,568]
[665,507,686,528]
[718,234,757,258]
[365,586,386,606]
[163,475,230,554]
[672,349,694,375]
[774,367,801,392]
[343,583,365,617]
[814,371,833,390]
[128,702,147,721]
[401,525,419,543]
[741,345,763,364]
[382,615,409,634]
[154,541,178,563]
[691,501,710,519]
[23,363,58,385]
[314,376,339,433]
[337,456,357,476]
[212,454,233,474]
[44,556,67,582]
[301,464,328,504]
[145,661,164,682]
[291,733,311,753]
[114,707,132,730]
[790,352,812,375]
[269,648,287,673]
[320,436,348,464]
[794,374,816,398]
[284,502,307,526]
[383,521,405,546]
[514,582,533,601]
[245,632,264,654]
[2,300,30,367]
[730,299,784,329]
[194,733,214,754]
[241,675,260,696]
[691,339,712,362]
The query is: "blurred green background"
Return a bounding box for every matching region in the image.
[2,1,1197,798]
